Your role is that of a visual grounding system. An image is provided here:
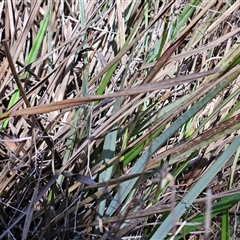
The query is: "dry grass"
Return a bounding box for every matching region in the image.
[0,1,240,239]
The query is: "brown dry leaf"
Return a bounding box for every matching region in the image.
[1,69,218,119]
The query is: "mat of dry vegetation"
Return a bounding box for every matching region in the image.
[0,1,240,239]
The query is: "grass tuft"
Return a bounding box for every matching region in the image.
[0,1,240,239]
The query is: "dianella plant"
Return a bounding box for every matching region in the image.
[0,1,240,239]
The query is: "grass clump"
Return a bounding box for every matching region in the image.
[0,1,240,239]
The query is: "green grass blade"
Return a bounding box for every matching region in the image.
[174,193,240,239]
[221,210,230,240]
[97,97,121,218]
[171,0,201,40]
[25,11,50,66]
[2,10,49,129]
